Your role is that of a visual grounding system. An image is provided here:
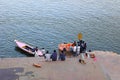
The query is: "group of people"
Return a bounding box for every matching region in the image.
[41,48,66,61]
[66,40,93,64]
[33,39,94,64]
[70,40,87,57]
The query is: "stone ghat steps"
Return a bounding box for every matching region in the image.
[93,51,120,80]
[0,56,107,80]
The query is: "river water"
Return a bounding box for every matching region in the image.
[0,0,120,58]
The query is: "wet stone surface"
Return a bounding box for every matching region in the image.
[0,67,24,80]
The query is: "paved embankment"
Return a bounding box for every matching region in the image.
[0,56,107,80]
[93,51,120,80]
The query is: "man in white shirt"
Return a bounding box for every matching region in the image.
[77,46,80,56]
[45,51,51,61]
[73,46,77,56]
[41,48,46,55]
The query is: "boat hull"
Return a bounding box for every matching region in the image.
[58,43,73,51]
[14,40,43,56]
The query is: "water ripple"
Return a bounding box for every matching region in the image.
[0,0,120,57]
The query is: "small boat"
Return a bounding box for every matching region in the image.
[58,43,75,56]
[14,40,43,56]
[58,43,74,51]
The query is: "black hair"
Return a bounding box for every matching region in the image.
[54,50,56,52]
[89,50,91,52]
[46,50,49,53]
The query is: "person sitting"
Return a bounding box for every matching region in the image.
[90,54,95,58]
[45,51,51,61]
[51,50,57,61]
[32,47,38,52]
[73,45,77,56]
[41,48,46,57]
[59,51,66,61]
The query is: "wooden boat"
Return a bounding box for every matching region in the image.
[14,40,43,56]
[58,43,74,51]
[58,43,75,56]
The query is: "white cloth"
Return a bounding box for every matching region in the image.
[80,53,85,60]
[77,46,80,55]
[45,54,51,61]
[73,46,77,52]
[34,51,39,57]
[41,49,46,55]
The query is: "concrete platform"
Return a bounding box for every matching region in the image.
[93,51,120,80]
[0,57,107,80]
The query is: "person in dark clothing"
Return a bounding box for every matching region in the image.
[79,40,83,46]
[51,50,57,61]
[59,51,66,61]
[32,47,38,52]
[83,42,87,52]
[72,41,77,46]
